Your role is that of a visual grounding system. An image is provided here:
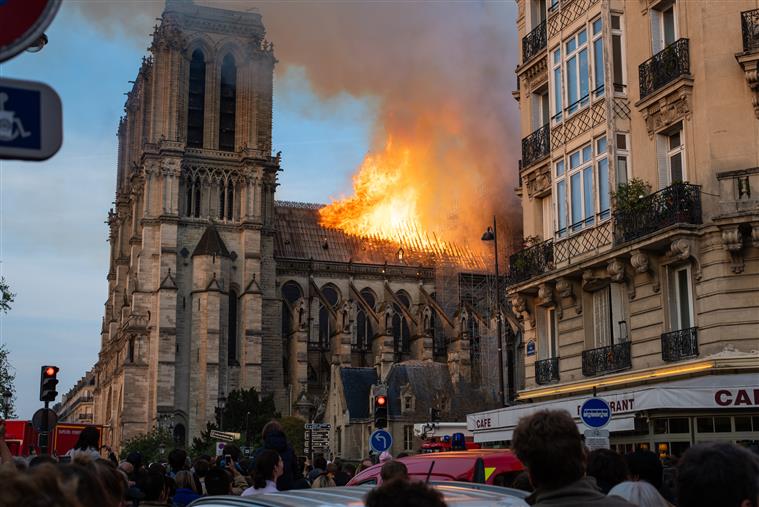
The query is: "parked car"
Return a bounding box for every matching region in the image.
[347,449,525,487]
[189,482,529,507]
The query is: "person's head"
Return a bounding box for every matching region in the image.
[222,443,241,463]
[147,462,166,475]
[587,448,630,494]
[608,481,670,507]
[314,456,327,470]
[380,460,409,482]
[94,459,127,507]
[253,449,284,489]
[58,462,109,507]
[344,463,356,477]
[125,451,142,471]
[262,420,284,439]
[677,443,759,507]
[174,470,196,492]
[117,461,133,477]
[365,478,446,507]
[379,451,392,463]
[204,467,232,495]
[193,458,209,478]
[139,471,169,502]
[28,454,58,468]
[0,463,81,507]
[625,449,663,490]
[511,409,585,491]
[74,426,100,451]
[168,448,188,472]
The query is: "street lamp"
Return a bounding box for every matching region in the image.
[482,217,506,407]
[217,394,227,431]
[2,389,11,418]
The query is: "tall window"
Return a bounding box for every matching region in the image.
[392,291,411,360]
[555,159,567,237]
[355,288,376,352]
[592,17,604,98]
[531,88,550,130]
[669,265,694,331]
[596,136,610,219]
[652,1,677,53]
[565,28,589,114]
[184,177,202,218]
[404,425,414,450]
[219,54,236,152]
[615,133,630,187]
[590,284,625,348]
[569,144,594,232]
[551,47,563,123]
[657,122,685,188]
[316,285,340,350]
[537,307,558,359]
[228,290,238,364]
[187,50,205,148]
[219,180,234,221]
[281,281,302,338]
[611,14,626,93]
[468,316,481,384]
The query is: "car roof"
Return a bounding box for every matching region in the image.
[188,483,529,507]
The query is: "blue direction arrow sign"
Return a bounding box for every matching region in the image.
[369,429,392,453]
[580,397,612,429]
[0,77,62,161]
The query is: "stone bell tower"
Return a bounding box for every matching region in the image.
[93,0,283,447]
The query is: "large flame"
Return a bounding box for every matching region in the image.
[319,141,442,250]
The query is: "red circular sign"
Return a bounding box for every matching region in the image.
[0,0,61,63]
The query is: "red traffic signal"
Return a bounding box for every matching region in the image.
[374,394,388,429]
[44,366,57,377]
[376,395,387,406]
[39,365,59,402]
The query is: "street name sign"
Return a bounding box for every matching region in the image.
[304,423,331,430]
[369,429,392,453]
[210,430,240,442]
[0,77,62,161]
[580,397,612,429]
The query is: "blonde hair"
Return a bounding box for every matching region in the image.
[175,470,197,492]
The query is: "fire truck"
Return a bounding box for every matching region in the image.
[3,420,103,457]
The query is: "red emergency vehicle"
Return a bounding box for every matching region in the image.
[52,423,103,456]
[4,420,39,456]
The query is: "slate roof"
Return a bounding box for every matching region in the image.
[340,367,378,421]
[192,225,231,258]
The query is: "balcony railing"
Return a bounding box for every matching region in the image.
[506,239,554,286]
[639,38,690,99]
[522,20,547,63]
[582,341,631,377]
[535,357,560,385]
[614,183,702,244]
[521,124,551,169]
[661,327,699,362]
[742,9,759,52]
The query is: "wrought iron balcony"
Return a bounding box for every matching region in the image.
[742,9,759,52]
[582,341,631,377]
[614,183,702,244]
[506,239,554,286]
[535,357,560,385]
[661,327,699,362]
[523,20,547,63]
[639,38,690,99]
[521,124,551,169]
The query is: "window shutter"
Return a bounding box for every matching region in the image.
[592,289,611,347]
[650,10,663,54]
[656,134,669,189]
[610,284,624,343]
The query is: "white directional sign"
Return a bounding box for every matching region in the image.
[210,430,240,442]
[0,77,62,161]
[304,423,331,430]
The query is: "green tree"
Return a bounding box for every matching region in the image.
[280,416,305,456]
[0,277,14,315]
[0,344,16,418]
[191,420,220,457]
[219,387,279,444]
[119,427,175,463]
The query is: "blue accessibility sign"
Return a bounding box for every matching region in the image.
[580,397,612,428]
[0,77,62,161]
[369,429,393,453]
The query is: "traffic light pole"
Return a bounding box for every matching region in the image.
[40,400,49,455]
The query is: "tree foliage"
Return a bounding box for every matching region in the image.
[0,344,16,418]
[280,416,305,455]
[0,277,14,315]
[611,178,652,213]
[119,427,175,463]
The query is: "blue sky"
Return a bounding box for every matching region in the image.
[0,4,375,418]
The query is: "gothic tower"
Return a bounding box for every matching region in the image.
[94,1,281,445]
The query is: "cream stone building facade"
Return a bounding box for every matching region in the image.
[91,1,507,452]
[470,0,759,452]
[57,370,95,424]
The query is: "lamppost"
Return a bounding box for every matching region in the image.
[217,394,227,431]
[482,217,506,406]
[2,389,11,419]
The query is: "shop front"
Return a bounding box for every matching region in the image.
[467,372,759,457]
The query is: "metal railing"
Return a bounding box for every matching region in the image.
[523,20,547,63]
[582,341,631,376]
[639,38,690,99]
[535,357,560,385]
[742,9,759,52]
[661,327,699,362]
[614,183,702,244]
[506,239,554,286]
[521,124,551,169]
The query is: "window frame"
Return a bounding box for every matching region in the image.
[611,13,627,95]
[668,264,694,331]
[657,122,686,188]
[404,425,414,451]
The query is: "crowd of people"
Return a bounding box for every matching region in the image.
[1,410,758,507]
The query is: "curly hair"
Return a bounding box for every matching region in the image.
[511,409,585,491]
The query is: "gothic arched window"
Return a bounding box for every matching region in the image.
[219,54,236,152]
[281,281,303,338]
[355,288,376,352]
[193,180,201,218]
[393,291,411,359]
[316,285,340,350]
[468,315,481,383]
[228,289,238,364]
[187,49,205,148]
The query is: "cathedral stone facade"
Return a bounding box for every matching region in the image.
[92,1,505,451]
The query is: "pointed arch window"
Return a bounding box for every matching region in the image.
[355,288,376,353]
[184,176,202,218]
[228,289,238,364]
[281,281,303,338]
[193,181,201,218]
[219,54,236,152]
[393,291,411,360]
[219,179,234,221]
[315,285,339,351]
[468,316,482,384]
[187,49,206,148]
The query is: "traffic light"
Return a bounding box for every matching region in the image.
[374,394,388,429]
[39,365,59,402]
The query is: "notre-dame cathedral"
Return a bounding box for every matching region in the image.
[91,1,512,457]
